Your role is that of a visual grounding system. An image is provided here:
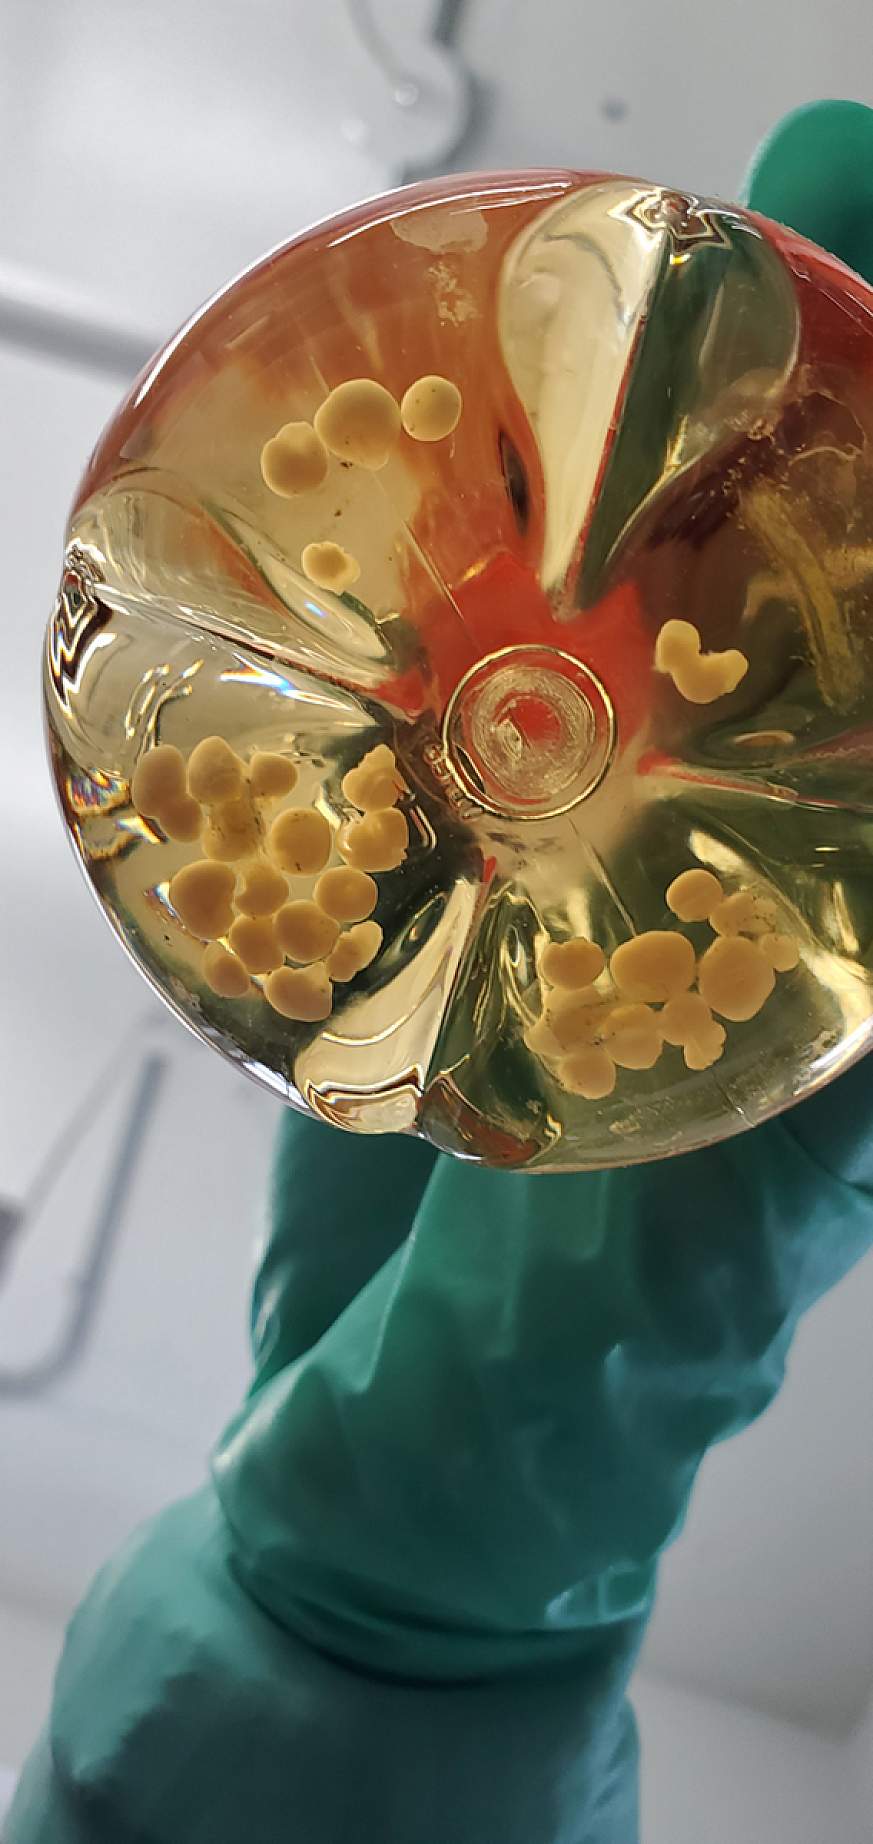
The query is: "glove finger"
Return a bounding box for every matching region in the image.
[744,98,873,281]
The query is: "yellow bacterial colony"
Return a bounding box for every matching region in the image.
[132,732,406,1023]
[260,372,463,600]
[128,368,457,1031]
[526,865,800,1099]
[654,620,749,704]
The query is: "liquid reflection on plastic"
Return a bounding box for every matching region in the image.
[44,171,873,1170]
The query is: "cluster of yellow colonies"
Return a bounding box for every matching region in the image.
[527,868,800,1100]
[131,734,408,1022]
[259,373,463,591]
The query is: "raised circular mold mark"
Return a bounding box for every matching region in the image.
[442,644,615,819]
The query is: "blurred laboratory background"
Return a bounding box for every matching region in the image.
[0,3,871,1837]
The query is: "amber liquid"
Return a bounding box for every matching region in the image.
[46,174,873,1169]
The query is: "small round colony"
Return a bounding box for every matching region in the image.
[274,901,339,965]
[698,936,776,1022]
[340,808,408,873]
[202,943,250,999]
[314,379,401,470]
[265,965,333,1021]
[654,619,748,704]
[665,868,724,923]
[659,991,715,1045]
[539,936,606,989]
[268,808,332,876]
[260,422,329,497]
[325,921,383,982]
[228,915,283,974]
[159,795,203,842]
[341,744,402,811]
[759,932,800,972]
[660,992,726,1070]
[709,890,780,937]
[313,866,378,924]
[187,736,244,805]
[131,744,201,840]
[132,743,186,816]
[168,861,236,938]
[559,1046,617,1099]
[610,931,695,1003]
[400,375,463,443]
[684,1034,727,1072]
[201,795,261,863]
[601,1004,663,1070]
[544,987,614,1051]
[234,860,288,918]
[301,541,361,594]
[524,1015,563,1061]
[247,752,298,800]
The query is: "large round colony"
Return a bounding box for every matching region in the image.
[527,865,801,1100]
[131,733,408,1023]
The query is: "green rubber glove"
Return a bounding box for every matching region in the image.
[8,101,873,1844]
[743,98,873,282]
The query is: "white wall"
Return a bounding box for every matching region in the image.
[0,1599,63,1816]
[635,1675,863,1844]
[457,0,873,198]
[847,1694,873,1829]
[640,1249,873,1734]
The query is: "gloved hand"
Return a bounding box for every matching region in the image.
[8,100,873,1844]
